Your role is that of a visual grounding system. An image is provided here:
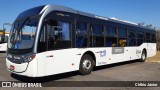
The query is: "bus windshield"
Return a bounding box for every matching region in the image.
[8,17,38,50]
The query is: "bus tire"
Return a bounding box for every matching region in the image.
[79,54,94,75]
[140,50,146,62]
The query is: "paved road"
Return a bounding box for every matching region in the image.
[0,52,160,90]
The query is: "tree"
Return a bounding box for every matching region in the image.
[146,24,152,28]
[138,22,145,26]
[157,29,160,51]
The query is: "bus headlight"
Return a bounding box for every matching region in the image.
[24,54,36,62]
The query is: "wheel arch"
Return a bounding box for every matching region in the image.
[81,51,96,66]
[143,48,147,57]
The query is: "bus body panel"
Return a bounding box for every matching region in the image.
[6,43,156,77]
[6,58,38,77]
[44,49,80,76]
[36,52,46,77]
[6,59,28,72]
[0,43,7,51]
[41,43,156,77]
[140,43,157,57]
[88,46,140,66]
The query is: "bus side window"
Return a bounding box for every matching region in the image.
[146,33,150,42]
[118,28,127,46]
[106,27,117,47]
[151,34,156,43]
[90,24,104,47]
[128,31,136,46]
[47,20,71,50]
[76,22,87,48]
[137,32,144,46]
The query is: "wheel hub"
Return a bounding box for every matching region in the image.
[82,59,91,71]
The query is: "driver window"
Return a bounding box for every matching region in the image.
[37,25,47,53]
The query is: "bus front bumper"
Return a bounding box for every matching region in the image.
[6,58,37,77]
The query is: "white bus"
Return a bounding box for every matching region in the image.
[6,4,156,77]
[0,31,9,51]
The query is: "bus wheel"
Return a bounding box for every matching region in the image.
[140,50,146,62]
[79,54,94,75]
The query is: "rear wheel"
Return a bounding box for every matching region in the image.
[79,54,94,75]
[140,50,146,62]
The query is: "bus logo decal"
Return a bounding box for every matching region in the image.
[100,50,106,57]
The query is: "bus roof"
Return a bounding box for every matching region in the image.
[22,4,154,31]
[42,4,155,31]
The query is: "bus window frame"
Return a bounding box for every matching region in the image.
[90,24,104,47]
[105,26,118,47]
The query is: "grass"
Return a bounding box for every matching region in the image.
[146,51,160,63]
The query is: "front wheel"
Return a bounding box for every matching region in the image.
[140,50,146,62]
[79,54,94,75]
